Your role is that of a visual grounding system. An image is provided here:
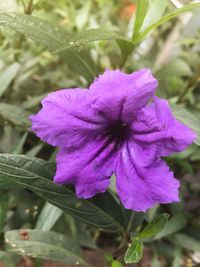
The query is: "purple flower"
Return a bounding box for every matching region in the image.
[30,69,196,212]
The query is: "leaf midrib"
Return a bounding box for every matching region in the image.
[0,155,125,232]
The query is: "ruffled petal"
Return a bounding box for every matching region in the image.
[89,68,158,123]
[116,141,180,212]
[30,89,106,148]
[132,97,196,156]
[54,137,117,198]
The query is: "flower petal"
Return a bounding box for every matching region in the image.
[54,138,117,198]
[30,89,106,148]
[89,68,158,122]
[116,141,180,212]
[132,97,196,156]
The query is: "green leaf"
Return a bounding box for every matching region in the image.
[12,132,28,155]
[151,254,161,267]
[75,1,91,30]
[154,214,187,240]
[135,3,200,43]
[170,103,200,146]
[0,177,13,189]
[138,213,169,239]
[26,144,43,157]
[124,239,143,264]
[0,63,20,98]
[0,193,8,233]
[0,251,20,267]
[36,202,63,231]
[112,260,123,267]
[132,0,149,41]
[4,229,86,265]
[0,103,30,127]
[141,0,168,32]
[172,246,182,267]
[156,59,192,77]
[54,28,131,53]
[0,13,66,50]
[0,13,98,83]
[116,39,135,64]
[22,94,47,109]
[0,154,126,233]
[174,234,200,252]
[62,48,99,83]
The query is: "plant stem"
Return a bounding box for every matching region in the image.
[126,212,135,234]
[177,69,200,103]
[112,213,134,260]
[15,0,34,59]
[25,0,34,15]
[119,54,128,69]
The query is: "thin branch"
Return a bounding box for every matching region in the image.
[177,69,200,103]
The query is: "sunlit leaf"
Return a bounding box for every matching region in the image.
[132,0,149,40]
[141,0,168,31]
[135,3,200,43]
[112,260,123,267]
[124,239,143,264]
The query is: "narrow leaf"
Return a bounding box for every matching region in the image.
[133,0,149,40]
[54,29,131,53]
[135,3,200,43]
[0,154,126,233]
[174,234,200,252]
[26,144,43,157]
[0,13,98,83]
[154,214,187,240]
[0,193,8,233]
[124,239,143,264]
[0,103,30,127]
[138,213,169,239]
[0,13,66,50]
[12,132,28,155]
[0,63,20,97]
[4,230,86,265]
[36,202,62,231]
[141,0,168,32]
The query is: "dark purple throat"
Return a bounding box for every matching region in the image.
[105,120,130,146]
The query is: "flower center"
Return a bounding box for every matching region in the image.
[106,120,130,146]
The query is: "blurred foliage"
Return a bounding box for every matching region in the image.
[0,0,200,266]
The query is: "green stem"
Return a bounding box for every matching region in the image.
[112,213,134,260]
[119,53,129,69]
[15,0,34,59]
[177,68,200,103]
[126,212,135,234]
[25,0,34,15]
